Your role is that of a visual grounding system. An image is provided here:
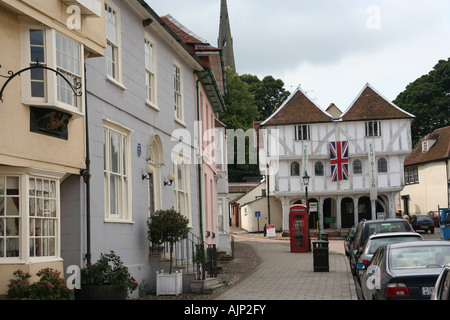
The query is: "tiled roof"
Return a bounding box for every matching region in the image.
[260,87,333,126]
[161,15,219,50]
[405,126,450,166]
[341,83,414,121]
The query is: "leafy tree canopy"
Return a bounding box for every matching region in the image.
[219,67,259,130]
[394,57,450,145]
[240,74,290,121]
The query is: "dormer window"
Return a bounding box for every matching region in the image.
[421,138,436,153]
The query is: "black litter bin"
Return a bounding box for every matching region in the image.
[313,240,329,272]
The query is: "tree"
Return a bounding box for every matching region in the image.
[219,67,259,130]
[219,68,291,181]
[240,74,290,121]
[394,58,450,145]
[147,209,189,274]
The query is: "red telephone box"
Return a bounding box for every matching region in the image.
[289,204,309,252]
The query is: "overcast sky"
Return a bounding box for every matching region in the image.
[147,0,450,113]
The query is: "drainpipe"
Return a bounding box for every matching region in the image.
[195,69,213,245]
[81,62,91,264]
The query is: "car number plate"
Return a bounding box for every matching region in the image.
[422,287,434,295]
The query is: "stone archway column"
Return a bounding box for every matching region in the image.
[353,196,359,226]
[336,195,342,231]
[318,196,324,233]
[280,196,291,234]
[388,192,396,219]
[371,199,377,220]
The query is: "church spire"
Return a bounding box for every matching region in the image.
[218,0,236,72]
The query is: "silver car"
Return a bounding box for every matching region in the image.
[356,232,423,281]
[431,264,450,300]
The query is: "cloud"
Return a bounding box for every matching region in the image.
[147,0,450,109]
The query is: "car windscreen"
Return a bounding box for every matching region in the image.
[416,215,431,221]
[367,236,422,254]
[389,246,450,270]
[367,222,410,237]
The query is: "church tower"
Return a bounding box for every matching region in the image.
[218,0,236,72]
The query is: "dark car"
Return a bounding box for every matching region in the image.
[427,211,440,227]
[411,215,435,234]
[344,227,356,257]
[358,240,450,300]
[349,219,414,275]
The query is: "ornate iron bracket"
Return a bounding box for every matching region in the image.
[0,59,82,102]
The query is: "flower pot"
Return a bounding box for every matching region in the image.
[75,285,127,300]
[156,271,182,296]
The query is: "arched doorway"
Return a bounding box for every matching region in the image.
[341,197,355,228]
[308,198,318,230]
[322,198,336,229]
[358,196,372,221]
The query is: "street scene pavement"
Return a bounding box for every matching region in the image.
[213,229,357,300]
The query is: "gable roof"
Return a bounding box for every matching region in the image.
[341,83,415,121]
[404,126,450,166]
[260,87,333,126]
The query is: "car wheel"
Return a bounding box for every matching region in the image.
[431,228,434,234]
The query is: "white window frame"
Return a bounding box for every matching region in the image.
[365,121,381,137]
[294,124,310,140]
[172,153,191,226]
[174,61,184,123]
[404,166,419,185]
[144,33,158,109]
[19,19,85,116]
[103,120,132,223]
[105,0,124,87]
[0,168,64,265]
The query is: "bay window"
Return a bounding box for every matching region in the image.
[0,170,62,262]
[20,21,84,115]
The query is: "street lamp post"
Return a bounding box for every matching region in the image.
[303,172,311,251]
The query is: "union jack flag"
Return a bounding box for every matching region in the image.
[330,141,349,182]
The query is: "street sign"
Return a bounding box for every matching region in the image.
[255,211,261,217]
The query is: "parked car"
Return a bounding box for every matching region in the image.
[349,219,414,275]
[427,211,440,227]
[411,215,435,233]
[356,232,424,281]
[358,240,450,300]
[344,227,356,257]
[431,264,450,300]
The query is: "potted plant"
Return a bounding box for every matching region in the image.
[147,209,189,295]
[75,251,138,300]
